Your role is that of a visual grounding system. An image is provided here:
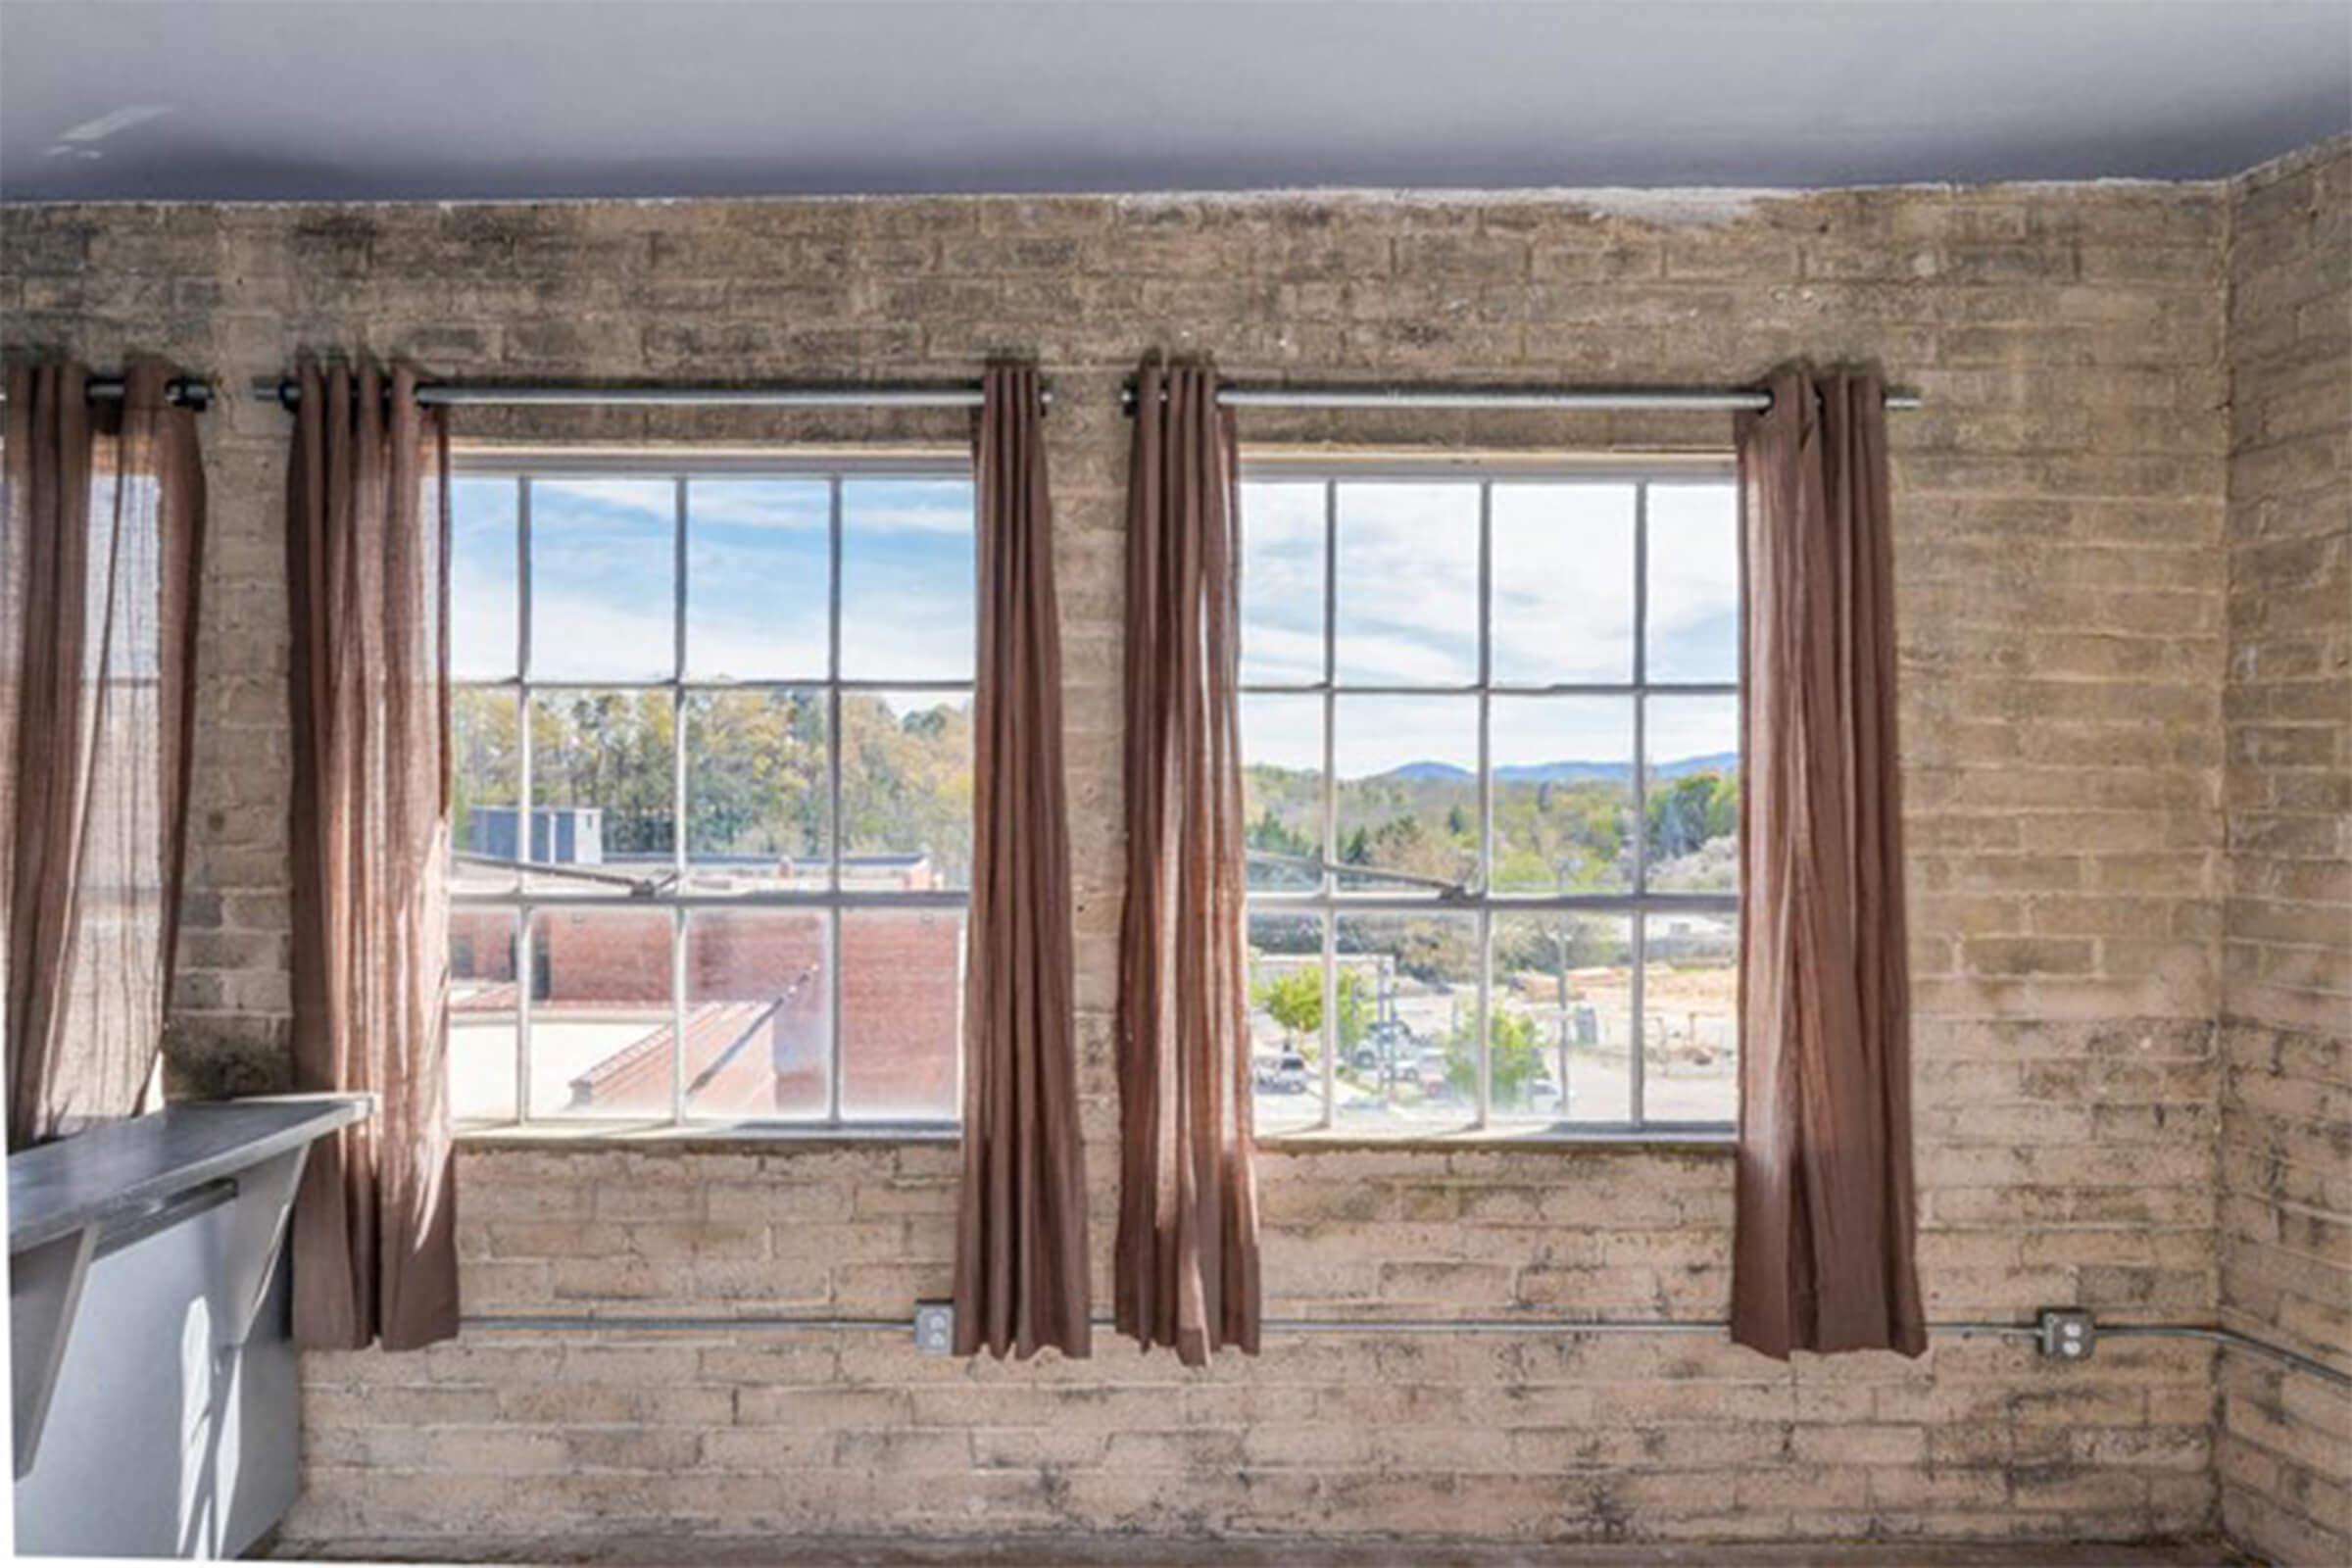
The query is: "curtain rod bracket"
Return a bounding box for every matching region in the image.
[0,375,213,412]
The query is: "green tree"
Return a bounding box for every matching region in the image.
[450,687,519,854]
[1246,805,1316,866]
[1492,778,1628,892]
[1257,968,1321,1045]
[464,683,978,884]
[1251,967,1370,1052]
[1646,770,1737,862]
[1445,1006,1544,1104]
[687,690,826,860]
[838,693,974,882]
[532,690,675,856]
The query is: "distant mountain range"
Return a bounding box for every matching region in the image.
[1378,752,1737,784]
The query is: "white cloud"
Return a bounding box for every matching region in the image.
[1334,694,1477,776]
[1335,483,1480,684]
[843,480,974,539]
[686,479,829,532]
[1491,697,1631,769]
[1242,695,1323,773]
[525,590,678,682]
[1643,694,1739,768]
[1490,484,1636,683]
[451,576,519,679]
[1644,484,1740,680]
[531,478,676,532]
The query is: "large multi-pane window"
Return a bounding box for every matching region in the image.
[445,458,975,1128]
[1239,461,1740,1135]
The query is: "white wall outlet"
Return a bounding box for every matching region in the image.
[913,1301,955,1355]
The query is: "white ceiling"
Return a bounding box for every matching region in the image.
[3,0,2347,202]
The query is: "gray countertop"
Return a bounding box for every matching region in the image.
[8,1095,372,1252]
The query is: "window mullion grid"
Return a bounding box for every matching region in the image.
[1474,479,1494,1130]
[1630,479,1649,1130]
[1228,463,1738,1141]
[1318,478,1339,1129]
[825,473,846,1127]
[669,477,690,1125]
[514,475,534,1125]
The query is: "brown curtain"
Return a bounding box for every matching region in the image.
[284,359,459,1350]
[4,362,205,1150]
[952,362,1092,1359]
[1731,368,1926,1360]
[1114,359,1260,1365]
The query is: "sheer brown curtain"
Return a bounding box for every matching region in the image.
[1114,359,1260,1366]
[953,362,1092,1359]
[1731,368,1925,1360]
[4,361,205,1150]
[284,359,459,1350]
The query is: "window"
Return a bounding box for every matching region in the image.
[1239,462,1740,1136]
[445,459,975,1129]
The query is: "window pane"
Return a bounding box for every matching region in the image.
[1643,911,1738,1124]
[840,908,963,1120]
[1644,695,1740,893]
[1332,695,1477,893]
[527,907,674,1119]
[839,478,974,681]
[685,910,828,1120]
[451,477,518,681]
[1645,482,1739,683]
[1491,696,1634,895]
[527,478,677,682]
[448,911,519,1121]
[1240,480,1326,686]
[528,690,676,895]
[1332,913,1479,1130]
[1334,482,1479,686]
[684,689,828,893]
[1247,911,1326,1133]
[839,689,971,892]
[1490,482,1634,685]
[1492,913,1634,1123]
[450,686,519,896]
[1242,694,1323,891]
[687,479,830,680]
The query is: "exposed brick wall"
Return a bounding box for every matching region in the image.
[295,1140,2220,1545]
[2217,137,2352,1566]
[0,162,2272,1547]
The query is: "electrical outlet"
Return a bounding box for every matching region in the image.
[2035,1307,2096,1361]
[913,1301,955,1355]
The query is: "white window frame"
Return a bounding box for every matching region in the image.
[450,451,973,1133]
[1240,454,1741,1138]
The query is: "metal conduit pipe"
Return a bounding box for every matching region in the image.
[459,1311,2348,1390]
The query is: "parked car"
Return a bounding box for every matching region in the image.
[1254,1053,1312,1095]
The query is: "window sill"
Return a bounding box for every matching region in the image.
[1257,1125,1737,1154]
[449,1120,1737,1154]
[452,1118,959,1152]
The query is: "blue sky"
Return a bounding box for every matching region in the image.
[451,474,975,697]
[452,473,1737,772]
[1239,479,1740,774]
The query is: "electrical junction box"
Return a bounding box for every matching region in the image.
[913,1301,955,1355]
[2036,1307,2096,1360]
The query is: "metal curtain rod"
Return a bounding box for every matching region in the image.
[0,376,214,411]
[253,378,1040,412]
[1120,382,1924,414]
